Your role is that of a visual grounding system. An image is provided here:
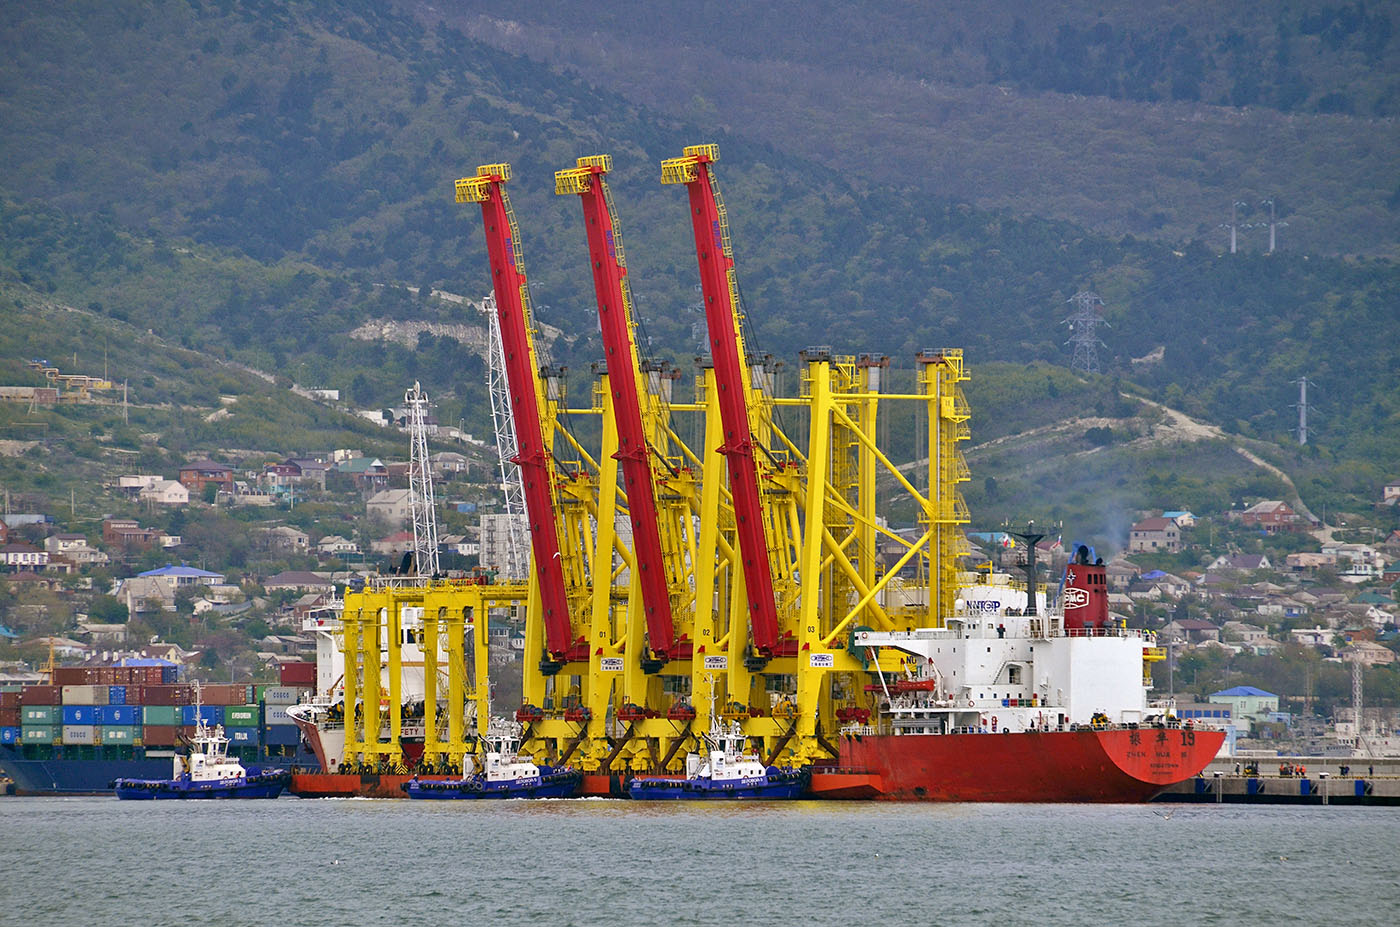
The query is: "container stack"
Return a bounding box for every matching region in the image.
[6,666,311,756]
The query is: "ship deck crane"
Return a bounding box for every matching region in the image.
[455,163,588,668]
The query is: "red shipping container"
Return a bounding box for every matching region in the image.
[142,667,166,686]
[21,685,62,705]
[0,692,19,709]
[52,667,87,686]
[280,662,316,687]
[0,708,19,727]
[141,685,194,706]
[141,725,178,747]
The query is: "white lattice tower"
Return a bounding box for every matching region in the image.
[1062,291,1109,375]
[485,293,529,579]
[406,380,441,577]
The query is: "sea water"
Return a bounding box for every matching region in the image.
[1,798,1395,926]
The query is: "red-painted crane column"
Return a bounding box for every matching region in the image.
[663,146,779,656]
[558,157,677,657]
[456,165,574,660]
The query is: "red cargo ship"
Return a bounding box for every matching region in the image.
[810,543,1224,802]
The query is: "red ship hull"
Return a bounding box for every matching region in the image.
[821,727,1226,802]
[290,772,459,798]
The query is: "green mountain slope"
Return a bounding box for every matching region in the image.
[0,0,1396,521]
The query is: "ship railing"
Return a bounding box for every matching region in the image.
[1062,626,1152,641]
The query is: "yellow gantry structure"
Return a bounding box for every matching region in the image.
[332,145,972,775]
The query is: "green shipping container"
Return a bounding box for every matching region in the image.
[224,706,260,727]
[142,705,179,726]
[21,725,59,744]
[22,706,55,725]
[99,726,139,744]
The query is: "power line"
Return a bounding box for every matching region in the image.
[1062,291,1110,375]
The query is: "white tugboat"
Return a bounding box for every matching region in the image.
[115,687,288,800]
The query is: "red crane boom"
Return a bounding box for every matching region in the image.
[556,156,679,659]
[455,163,576,663]
[661,145,780,656]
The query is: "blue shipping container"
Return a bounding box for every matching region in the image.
[262,724,301,746]
[229,728,259,745]
[61,705,97,725]
[97,705,140,726]
[0,726,17,744]
[180,705,225,726]
[162,666,179,684]
[109,685,127,705]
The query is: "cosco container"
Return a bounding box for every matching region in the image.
[98,726,138,744]
[0,726,18,744]
[61,684,110,706]
[259,686,304,706]
[142,705,179,726]
[61,705,98,726]
[180,705,224,726]
[61,724,97,745]
[21,725,59,744]
[262,706,296,726]
[97,705,140,726]
[224,706,260,727]
[21,706,55,725]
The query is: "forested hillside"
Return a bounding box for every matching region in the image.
[423,0,1400,257]
[0,1,1396,519]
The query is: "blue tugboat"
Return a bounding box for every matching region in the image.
[114,713,288,800]
[402,720,581,800]
[627,718,808,800]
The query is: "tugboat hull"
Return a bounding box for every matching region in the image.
[114,771,289,800]
[402,768,581,799]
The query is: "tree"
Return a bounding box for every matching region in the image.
[87,594,129,624]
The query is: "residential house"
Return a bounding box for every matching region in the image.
[1239,500,1301,532]
[317,535,361,557]
[1290,626,1333,647]
[1321,542,1386,581]
[431,451,471,479]
[138,563,225,590]
[440,534,479,557]
[336,456,388,491]
[1208,686,1280,730]
[102,518,162,551]
[366,488,415,530]
[1162,510,1196,527]
[1208,553,1273,573]
[224,481,276,506]
[1285,551,1335,574]
[118,474,164,495]
[44,534,109,567]
[1128,517,1181,553]
[29,636,90,659]
[1161,618,1220,644]
[1,542,49,571]
[370,530,414,556]
[1138,570,1192,599]
[1221,620,1269,644]
[1382,480,1400,505]
[74,623,131,647]
[178,459,235,493]
[264,571,335,594]
[1104,560,1140,591]
[4,571,63,592]
[291,592,336,621]
[139,479,190,506]
[265,526,310,552]
[1345,641,1398,667]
